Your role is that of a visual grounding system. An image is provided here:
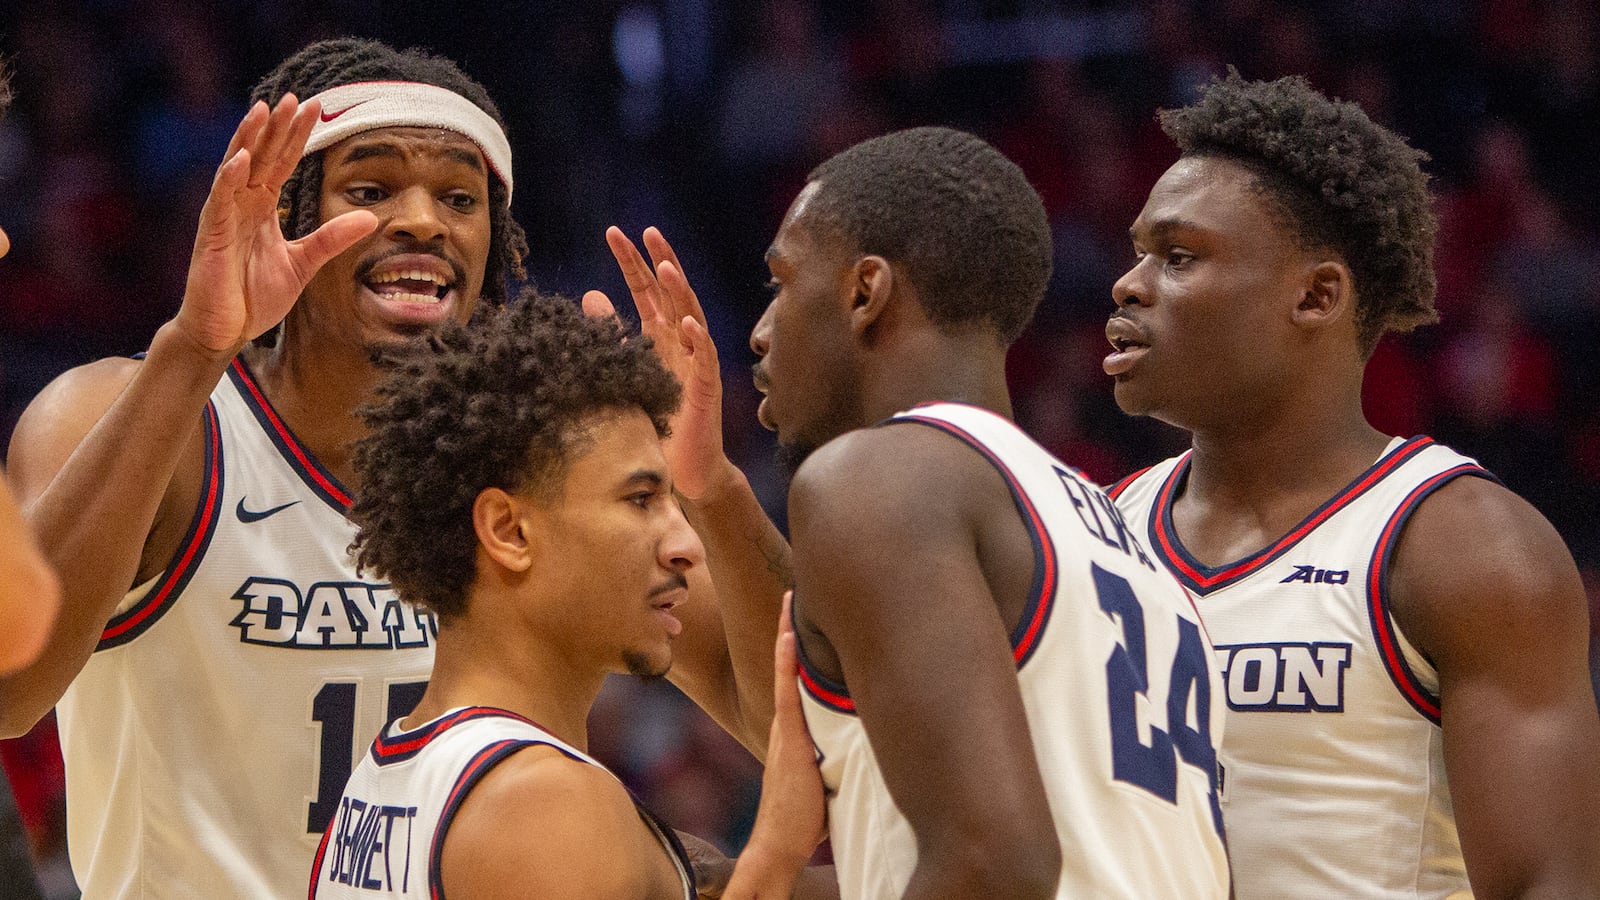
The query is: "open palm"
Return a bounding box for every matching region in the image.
[176,95,376,354]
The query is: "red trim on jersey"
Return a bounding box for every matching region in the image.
[308,816,336,899]
[895,414,1058,665]
[1366,463,1489,724]
[798,663,856,714]
[1107,466,1151,500]
[1153,437,1436,594]
[372,706,538,761]
[230,358,353,509]
[99,403,223,645]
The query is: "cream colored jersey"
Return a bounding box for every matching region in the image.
[309,707,694,900]
[797,403,1230,900]
[57,358,437,899]
[1110,435,1490,899]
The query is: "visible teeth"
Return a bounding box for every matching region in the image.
[368,269,449,286]
[385,291,441,304]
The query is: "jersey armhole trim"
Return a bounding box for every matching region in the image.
[1366,463,1497,724]
[890,415,1058,668]
[97,401,224,650]
[427,738,587,900]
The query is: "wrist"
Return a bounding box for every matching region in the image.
[149,321,242,376]
[682,456,748,508]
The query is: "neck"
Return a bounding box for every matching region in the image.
[859,328,1014,425]
[407,602,605,752]
[241,334,384,491]
[1180,366,1389,512]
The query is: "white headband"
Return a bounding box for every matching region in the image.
[302,81,513,200]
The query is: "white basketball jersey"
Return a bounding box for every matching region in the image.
[309,707,694,900]
[797,403,1230,900]
[57,358,438,899]
[1110,436,1489,899]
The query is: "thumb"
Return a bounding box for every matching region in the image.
[291,210,377,275]
[582,290,619,321]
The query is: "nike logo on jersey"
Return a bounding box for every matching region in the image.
[319,99,370,122]
[237,497,301,523]
[1215,642,1351,712]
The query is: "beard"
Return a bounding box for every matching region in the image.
[623,648,670,682]
[775,436,822,478]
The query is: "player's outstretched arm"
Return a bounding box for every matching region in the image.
[439,746,687,898]
[589,226,789,755]
[0,96,375,736]
[787,427,1061,900]
[1390,478,1600,898]
[0,471,60,675]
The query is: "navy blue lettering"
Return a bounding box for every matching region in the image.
[230,577,436,650]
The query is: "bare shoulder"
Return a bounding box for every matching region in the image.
[7,357,144,502]
[1388,474,1585,665]
[440,745,666,898]
[788,421,1002,533]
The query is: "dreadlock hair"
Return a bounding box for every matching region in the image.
[803,126,1052,345]
[0,57,12,120]
[250,38,528,305]
[1160,69,1438,357]
[349,293,681,621]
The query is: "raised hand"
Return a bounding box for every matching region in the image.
[587,226,729,500]
[174,95,377,356]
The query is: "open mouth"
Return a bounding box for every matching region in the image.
[365,268,454,303]
[1104,318,1151,376]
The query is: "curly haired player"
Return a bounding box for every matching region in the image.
[1106,71,1600,897]
[0,38,767,899]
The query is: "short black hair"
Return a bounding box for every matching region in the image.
[803,126,1052,344]
[1160,69,1437,356]
[250,38,528,304]
[349,293,681,620]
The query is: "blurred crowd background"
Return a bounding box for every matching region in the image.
[2,0,1597,894]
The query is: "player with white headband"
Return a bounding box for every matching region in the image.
[0,38,775,899]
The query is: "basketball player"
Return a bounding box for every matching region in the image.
[1106,71,1600,897]
[607,128,1231,899]
[0,64,61,677]
[0,39,766,899]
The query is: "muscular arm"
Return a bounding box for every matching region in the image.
[0,468,60,675]
[441,746,687,898]
[0,96,375,736]
[787,427,1060,900]
[1390,477,1600,898]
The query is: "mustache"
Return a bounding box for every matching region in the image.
[353,242,466,287]
[751,363,771,392]
[650,572,689,597]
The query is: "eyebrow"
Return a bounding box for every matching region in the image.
[340,141,485,172]
[623,469,667,490]
[1131,217,1206,242]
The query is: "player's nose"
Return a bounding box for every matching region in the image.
[660,500,705,572]
[384,186,447,244]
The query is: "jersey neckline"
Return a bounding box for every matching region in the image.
[1151,435,1433,595]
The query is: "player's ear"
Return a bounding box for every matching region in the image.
[1293,259,1353,331]
[849,255,893,338]
[473,487,533,573]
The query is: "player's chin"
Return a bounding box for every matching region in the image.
[622,646,673,683]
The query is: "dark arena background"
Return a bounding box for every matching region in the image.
[1,1,1596,894]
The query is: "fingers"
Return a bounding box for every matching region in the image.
[290,210,377,275]
[194,149,252,247]
[249,94,301,189]
[581,290,618,321]
[222,101,270,166]
[657,260,710,332]
[604,226,661,321]
[260,97,318,188]
[773,591,799,705]
[642,226,686,283]
[681,316,723,389]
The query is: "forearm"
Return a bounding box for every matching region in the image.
[683,461,791,749]
[0,322,230,732]
[0,479,61,675]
